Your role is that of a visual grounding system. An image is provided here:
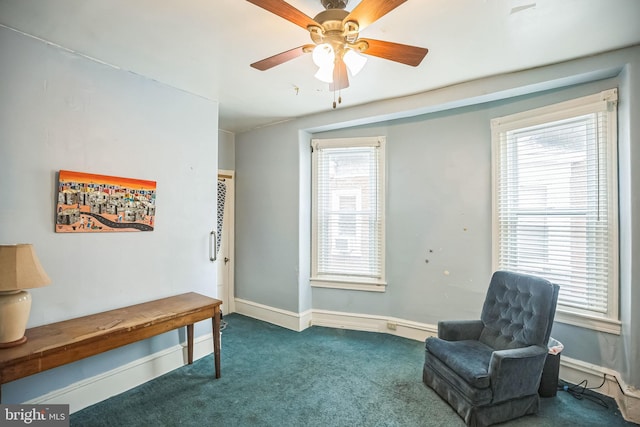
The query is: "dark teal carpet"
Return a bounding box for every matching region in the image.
[71,314,636,426]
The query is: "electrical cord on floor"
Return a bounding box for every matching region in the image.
[558,375,609,408]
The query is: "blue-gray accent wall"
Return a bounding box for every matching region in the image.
[235,45,640,388]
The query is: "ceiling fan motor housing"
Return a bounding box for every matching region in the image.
[309,9,362,51]
[320,0,348,9]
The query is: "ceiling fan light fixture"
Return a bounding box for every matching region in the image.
[312,43,335,68]
[246,0,429,108]
[343,49,367,76]
[314,64,334,83]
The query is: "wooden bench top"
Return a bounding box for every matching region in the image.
[0,292,222,388]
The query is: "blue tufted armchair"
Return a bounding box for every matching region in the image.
[423,271,559,427]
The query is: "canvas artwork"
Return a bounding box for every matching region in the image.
[56,170,156,233]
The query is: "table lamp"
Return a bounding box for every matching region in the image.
[0,244,51,348]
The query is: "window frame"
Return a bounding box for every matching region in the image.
[491,89,620,334]
[310,136,387,292]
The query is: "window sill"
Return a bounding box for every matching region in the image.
[555,307,621,335]
[310,277,387,293]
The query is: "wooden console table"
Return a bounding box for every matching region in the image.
[0,292,222,402]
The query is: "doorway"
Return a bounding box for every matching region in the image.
[217,170,235,314]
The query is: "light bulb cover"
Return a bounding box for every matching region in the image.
[314,65,334,83]
[343,49,367,76]
[312,44,335,68]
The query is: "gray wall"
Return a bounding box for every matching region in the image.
[235,45,640,388]
[0,26,219,402]
[218,130,235,170]
[235,124,303,311]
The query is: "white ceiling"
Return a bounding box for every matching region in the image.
[1,0,639,133]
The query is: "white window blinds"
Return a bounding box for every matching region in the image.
[311,137,385,287]
[492,89,618,321]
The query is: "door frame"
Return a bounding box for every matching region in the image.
[218,170,235,314]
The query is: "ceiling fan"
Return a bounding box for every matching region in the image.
[247,0,429,107]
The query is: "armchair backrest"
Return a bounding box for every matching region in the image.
[479,271,559,351]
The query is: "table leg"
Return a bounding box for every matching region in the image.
[212,308,221,378]
[187,323,194,364]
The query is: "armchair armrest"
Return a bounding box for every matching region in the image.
[489,345,548,403]
[438,320,483,341]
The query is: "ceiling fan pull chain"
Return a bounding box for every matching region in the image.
[333,83,337,109]
[332,91,342,109]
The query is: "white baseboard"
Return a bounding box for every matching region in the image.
[311,309,438,342]
[234,299,438,341]
[234,298,312,332]
[27,333,215,414]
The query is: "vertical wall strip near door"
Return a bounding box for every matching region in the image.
[217,180,227,255]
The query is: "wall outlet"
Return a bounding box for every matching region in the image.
[387,322,397,330]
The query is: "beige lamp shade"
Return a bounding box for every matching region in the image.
[0,244,51,347]
[0,244,51,291]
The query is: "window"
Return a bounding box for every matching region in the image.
[491,89,620,334]
[311,136,386,292]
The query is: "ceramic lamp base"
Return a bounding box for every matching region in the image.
[0,290,32,347]
[0,336,28,348]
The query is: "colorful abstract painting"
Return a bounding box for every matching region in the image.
[56,170,156,233]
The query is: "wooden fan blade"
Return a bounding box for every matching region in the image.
[344,0,408,31]
[246,0,319,30]
[250,45,313,71]
[330,58,349,91]
[360,38,428,67]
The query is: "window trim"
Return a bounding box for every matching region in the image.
[491,89,620,334]
[310,136,387,292]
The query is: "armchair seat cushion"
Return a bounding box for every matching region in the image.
[425,338,493,389]
[424,347,494,407]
